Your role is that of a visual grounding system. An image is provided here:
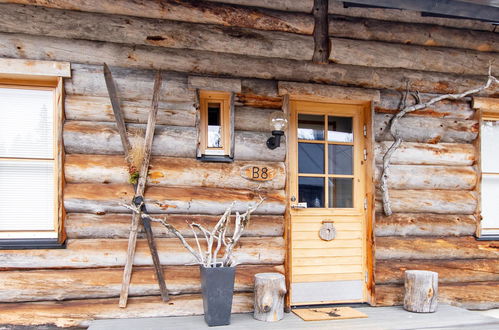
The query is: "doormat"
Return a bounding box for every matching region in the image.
[293,307,368,321]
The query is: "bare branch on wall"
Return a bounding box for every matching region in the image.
[380,68,498,216]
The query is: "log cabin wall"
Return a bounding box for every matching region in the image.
[0,0,497,327]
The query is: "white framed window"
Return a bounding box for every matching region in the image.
[475,97,499,239]
[0,58,69,248]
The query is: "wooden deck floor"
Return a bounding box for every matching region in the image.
[89,304,499,330]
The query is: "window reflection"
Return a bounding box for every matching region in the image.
[329,178,353,208]
[298,114,324,140]
[299,177,324,208]
[328,116,353,142]
[207,102,222,148]
[299,143,324,174]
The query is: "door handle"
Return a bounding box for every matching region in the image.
[291,202,307,209]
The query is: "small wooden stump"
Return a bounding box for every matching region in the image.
[254,273,286,322]
[404,270,438,313]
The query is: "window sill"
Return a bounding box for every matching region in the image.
[197,155,233,163]
[0,238,66,250]
[476,235,499,241]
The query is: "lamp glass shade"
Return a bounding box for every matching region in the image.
[270,111,288,131]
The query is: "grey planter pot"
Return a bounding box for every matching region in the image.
[200,265,236,327]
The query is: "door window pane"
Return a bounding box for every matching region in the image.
[207,102,222,148]
[298,114,324,140]
[299,177,324,208]
[328,145,353,175]
[299,143,324,174]
[0,88,54,158]
[328,178,353,208]
[328,116,353,143]
[481,121,499,172]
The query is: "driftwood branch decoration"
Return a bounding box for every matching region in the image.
[381,68,499,216]
[122,196,264,267]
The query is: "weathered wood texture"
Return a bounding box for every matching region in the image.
[1,33,497,95]
[0,265,283,303]
[376,259,499,284]
[278,81,380,102]
[329,38,498,75]
[0,237,285,269]
[65,95,197,127]
[0,3,315,61]
[312,0,329,64]
[375,213,476,237]
[329,16,499,52]
[63,121,286,162]
[0,293,253,327]
[65,213,284,239]
[9,0,496,46]
[403,270,438,313]
[376,237,499,260]
[65,155,286,190]
[375,142,475,166]
[373,165,477,190]
[375,282,499,310]
[64,184,286,215]
[375,90,474,119]
[253,273,286,322]
[374,114,478,143]
[374,190,477,214]
[0,0,314,34]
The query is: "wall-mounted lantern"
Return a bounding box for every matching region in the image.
[267,111,288,150]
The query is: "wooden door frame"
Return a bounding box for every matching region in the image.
[283,95,375,308]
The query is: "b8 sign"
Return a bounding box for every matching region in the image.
[241,165,276,182]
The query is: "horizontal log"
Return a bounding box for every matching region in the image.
[65,95,197,127]
[234,107,278,132]
[373,165,477,190]
[375,282,499,310]
[376,236,499,260]
[0,0,314,34]
[65,154,286,189]
[0,3,314,61]
[65,213,284,239]
[188,76,241,93]
[330,16,499,53]
[329,38,498,76]
[277,81,380,102]
[376,259,499,284]
[374,190,477,214]
[241,79,279,97]
[65,64,195,102]
[375,90,474,119]
[0,293,253,327]
[375,142,476,166]
[0,237,285,269]
[63,121,286,162]
[64,183,286,215]
[2,33,497,95]
[374,114,478,143]
[0,265,283,302]
[235,93,283,109]
[0,57,70,77]
[375,213,476,237]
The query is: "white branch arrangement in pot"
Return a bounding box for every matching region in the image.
[122,196,264,267]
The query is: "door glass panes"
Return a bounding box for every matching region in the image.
[0,88,54,158]
[299,143,324,174]
[329,145,353,175]
[298,114,324,140]
[329,178,353,208]
[296,111,356,208]
[328,116,353,143]
[298,177,324,208]
[207,102,222,148]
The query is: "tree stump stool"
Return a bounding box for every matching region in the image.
[254,273,286,322]
[404,270,438,313]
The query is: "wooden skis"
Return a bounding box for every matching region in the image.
[103,64,169,307]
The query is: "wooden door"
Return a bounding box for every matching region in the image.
[288,100,369,305]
